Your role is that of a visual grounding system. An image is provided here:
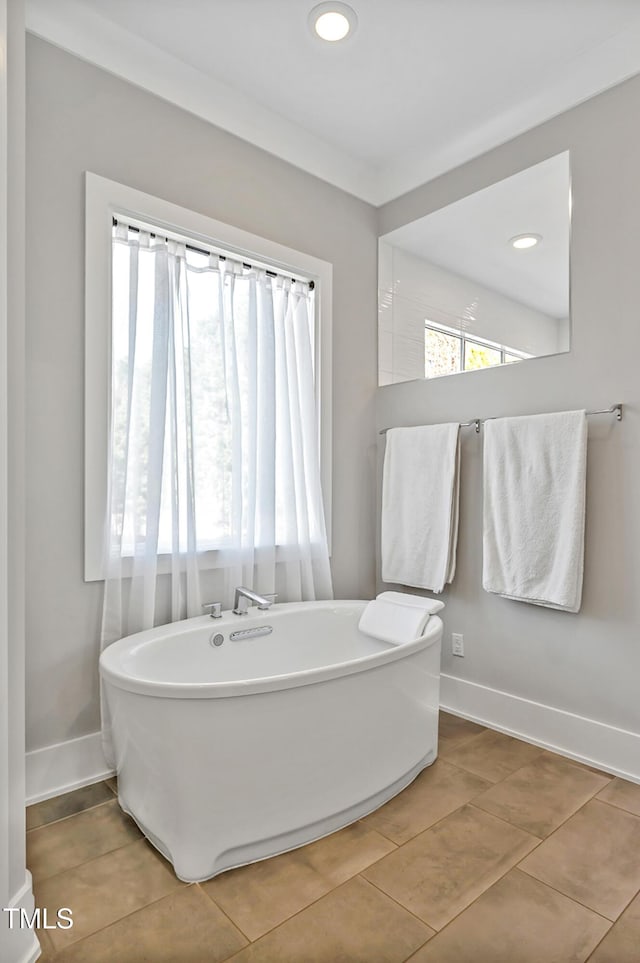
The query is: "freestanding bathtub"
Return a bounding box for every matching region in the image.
[99,600,442,882]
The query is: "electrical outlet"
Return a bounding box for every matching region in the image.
[452,632,464,657]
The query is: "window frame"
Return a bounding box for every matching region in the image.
[85,173,333,582]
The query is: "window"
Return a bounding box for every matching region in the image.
[85,174,332,583]
[110,220,321,558]
[424,326,460,378]
[463,340,502,372]
[424,320,530,378]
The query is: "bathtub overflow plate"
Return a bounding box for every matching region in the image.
[210,633,225,647]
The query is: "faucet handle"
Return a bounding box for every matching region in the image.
[202,601,223,619]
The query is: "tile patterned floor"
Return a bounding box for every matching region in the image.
[27,712,640,962]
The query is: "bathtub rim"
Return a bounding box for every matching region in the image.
[99,599,443,700]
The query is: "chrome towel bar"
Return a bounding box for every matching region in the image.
[379,403,623,436]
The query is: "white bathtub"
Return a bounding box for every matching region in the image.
[99,600,442,882]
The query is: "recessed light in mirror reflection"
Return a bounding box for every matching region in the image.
[510,233,542,249]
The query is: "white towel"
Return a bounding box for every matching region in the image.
[358,591,445,644]
[482,410,587,612]
[381,424,460,592]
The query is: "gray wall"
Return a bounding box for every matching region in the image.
[377,74,640,741]
[25,36,378,751]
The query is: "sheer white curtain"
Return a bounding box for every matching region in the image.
[100,224,332,757]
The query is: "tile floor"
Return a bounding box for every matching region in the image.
[27,713,640,962]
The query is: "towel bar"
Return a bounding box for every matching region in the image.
[379,403,623,436]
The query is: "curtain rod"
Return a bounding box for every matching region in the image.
[379,403,623,436]
[112,218,314,290]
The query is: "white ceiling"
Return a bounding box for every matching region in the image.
[384,153,570,319]
[26,0,640,204]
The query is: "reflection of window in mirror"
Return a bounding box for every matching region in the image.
[424,319,531,379]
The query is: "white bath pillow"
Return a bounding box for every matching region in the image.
[359,592,444,645]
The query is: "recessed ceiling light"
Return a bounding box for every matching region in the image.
[510,233,542,250]
[309,2,358,42]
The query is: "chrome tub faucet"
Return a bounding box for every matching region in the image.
[233,587,276,615]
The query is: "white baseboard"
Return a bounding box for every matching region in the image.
[26,731,114,805]
[0,872,41,963]
[440,673,640,785]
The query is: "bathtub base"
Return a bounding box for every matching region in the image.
[119,748,437,882]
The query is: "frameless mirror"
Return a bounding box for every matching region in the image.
[378,152,571,385]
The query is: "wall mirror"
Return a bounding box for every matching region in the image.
[378,151,571,385]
